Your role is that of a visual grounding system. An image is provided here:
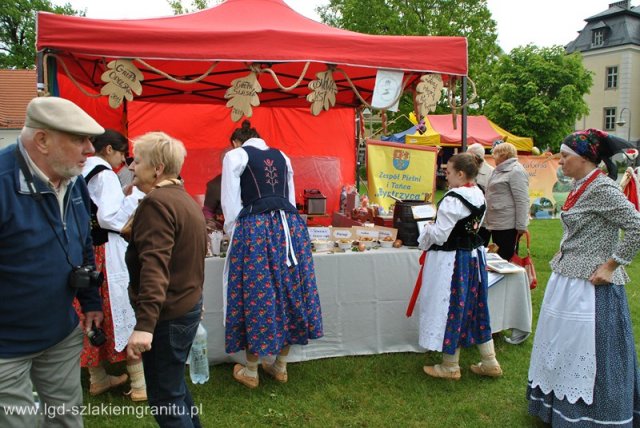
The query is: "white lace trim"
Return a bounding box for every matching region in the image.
[418,251,456,351]
[105,235,136,352]
[528,273,596,404]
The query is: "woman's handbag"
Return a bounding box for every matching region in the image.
[510,231,537,290]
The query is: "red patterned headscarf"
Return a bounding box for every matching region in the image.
[560,128,634,179]
[560,129,606,163]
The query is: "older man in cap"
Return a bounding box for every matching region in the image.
[466,143,494,192]
[0,96,105,427]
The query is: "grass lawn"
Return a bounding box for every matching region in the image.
[81,219,640,427]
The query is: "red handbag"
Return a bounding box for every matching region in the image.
[510,231,537,290]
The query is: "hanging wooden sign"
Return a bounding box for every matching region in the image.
[415,74,444,118]
[306,70,338,116]
[224,71,262,122]
[100,59,143,109]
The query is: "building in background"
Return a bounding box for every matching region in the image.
[0,69,36,149]
[567,1,640,144]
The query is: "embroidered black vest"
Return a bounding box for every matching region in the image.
[238,146,296,218]
[429,192,486,251]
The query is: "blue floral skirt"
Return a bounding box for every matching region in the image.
[442,250,492,354]
[225,211,323,356]
[527,284,640,427]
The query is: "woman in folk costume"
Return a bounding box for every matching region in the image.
[221,120,323,388]
[527,129,640,427]
[74,130,147,400]
[417,153,502,380]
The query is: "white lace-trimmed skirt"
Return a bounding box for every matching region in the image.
[528,273,596,404]
[527,273,640,426]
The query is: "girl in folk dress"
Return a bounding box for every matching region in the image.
[527,129,640,427]
[221,120,323,388]
[74,130,147,400]
[417,153,502,380]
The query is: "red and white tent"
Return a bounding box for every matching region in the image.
[36,0,468,212]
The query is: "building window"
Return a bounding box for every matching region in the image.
[604,107,616,131]
[592,29,604,47]
[606,66,618,89]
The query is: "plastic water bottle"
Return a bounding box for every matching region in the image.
[189,323,210,384]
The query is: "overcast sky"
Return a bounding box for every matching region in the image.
[55,0,619,53]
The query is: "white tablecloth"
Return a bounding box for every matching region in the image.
[202,248,531,364]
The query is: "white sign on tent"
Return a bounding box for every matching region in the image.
[371,69,403,112]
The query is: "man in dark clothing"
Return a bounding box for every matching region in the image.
[0,97,105,427]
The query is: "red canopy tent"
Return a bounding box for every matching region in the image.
[36,0,468,213]
[405,115,534,152]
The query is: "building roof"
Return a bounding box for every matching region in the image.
[566,1,640,53]
[0,70,36,129]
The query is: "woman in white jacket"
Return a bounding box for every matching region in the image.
[75,130,147,400]
[418,153,502,380]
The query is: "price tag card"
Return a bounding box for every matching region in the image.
[375,226,397,241]
[307,227,331,241]
[411,204,436,220]
[353,226,380,240]
[330,227,355,241]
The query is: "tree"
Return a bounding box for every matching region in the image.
[0,0,84,69]
[167,0,217,15]
[483,45,592,152]
[318,0,502,128]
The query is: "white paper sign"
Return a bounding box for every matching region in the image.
[354,228,380,240]
[375,226,397,240]
[330,228,354,241]
[411,204,436,219]
[371,69,404,112]
[308,227,331,241]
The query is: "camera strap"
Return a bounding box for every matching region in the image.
[14,146,78,270]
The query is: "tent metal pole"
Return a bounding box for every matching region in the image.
[36,52,45,95]
[355,108,361,191]
[461,76,468,152]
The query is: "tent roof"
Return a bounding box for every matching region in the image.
[36,0,468,107]
[404,115,534,152]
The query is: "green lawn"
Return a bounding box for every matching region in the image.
[82,219,640,427]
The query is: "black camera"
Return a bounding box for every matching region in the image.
[87,323,106,347]
[68,265,104,289]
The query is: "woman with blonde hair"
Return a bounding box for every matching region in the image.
[483,142,529,261]
[125,132,207,427]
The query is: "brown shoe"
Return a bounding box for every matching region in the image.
[261,362,288,383]
[470,362,503,378]
[89,374,129,396]
[233,364,259,389]
[423,364,461,381]
[124,386,147,402]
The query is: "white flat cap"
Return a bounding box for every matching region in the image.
[25,97,104,136]
[466,143,486,158]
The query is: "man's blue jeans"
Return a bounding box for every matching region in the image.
[143,301,202,428]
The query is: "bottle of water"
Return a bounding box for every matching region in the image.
[189,323,210,384]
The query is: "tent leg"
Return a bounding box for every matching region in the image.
[36,51,46,95]
[461,77,467,152]
[356,108,361,192]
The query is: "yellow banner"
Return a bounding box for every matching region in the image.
[366,140,437,211]
[486,154,566,219]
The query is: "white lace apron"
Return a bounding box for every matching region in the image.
[418,247,485,352]
[104,233,136,352]
[528,272,596,404]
